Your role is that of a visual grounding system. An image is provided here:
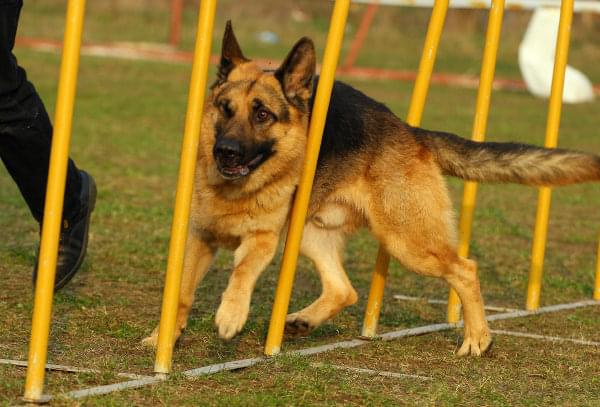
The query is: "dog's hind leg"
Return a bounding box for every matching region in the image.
[142,229,216,347]
[368,194,491,356]
[285,222,358,335]
[443,256,491,356]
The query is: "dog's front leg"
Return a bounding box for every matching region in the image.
[215,231,278,340]
[142,230,216,347]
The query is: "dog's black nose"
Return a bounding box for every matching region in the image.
[214,137,243,166]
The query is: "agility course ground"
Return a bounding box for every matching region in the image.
[1,1,600,405]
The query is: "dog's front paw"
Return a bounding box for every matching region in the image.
[456,329,493,357]
[141,324,185,349]
[285,313,315,337]
[141,326,159,348]
[215,298,249,340]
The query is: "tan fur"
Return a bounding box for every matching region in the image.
[143,53,309,345]
[143,25,597,356]
[421,132,600,185]
[141,62,491,355]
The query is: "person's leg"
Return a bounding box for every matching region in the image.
[0,0,96,289]
[0,0,82,223]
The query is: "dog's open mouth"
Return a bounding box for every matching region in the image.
[213,136,275,180]
[217,152,267,179]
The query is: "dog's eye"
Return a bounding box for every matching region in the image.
[218,100,233,118]
[255,108,273,123]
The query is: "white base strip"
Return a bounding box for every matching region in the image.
[491,329,600,346]
[61,299,599,401]
[485,299,598,322]
[393,294,520,313]
[183,357,265,377]
[65,376,165,400]
[378,322,455,341]
[289,339,368,357]
[0,358,149,380]
[311,362,432,381]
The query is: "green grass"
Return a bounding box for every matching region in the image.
[1,2,600,405]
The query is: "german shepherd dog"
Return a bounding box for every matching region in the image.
[144,22,600,356]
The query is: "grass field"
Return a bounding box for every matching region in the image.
[1,1,600,405]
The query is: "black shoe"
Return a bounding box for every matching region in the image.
[33,170,97,290]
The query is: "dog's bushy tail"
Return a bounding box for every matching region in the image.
[418,129,600,186]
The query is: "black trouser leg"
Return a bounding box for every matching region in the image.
[0,0,82,224]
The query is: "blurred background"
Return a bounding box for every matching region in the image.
[15,0,600,83]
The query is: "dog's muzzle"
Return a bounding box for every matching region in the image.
[213,137,268,180]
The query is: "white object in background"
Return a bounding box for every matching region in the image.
[256,31,279,44]
[518,7,595,103]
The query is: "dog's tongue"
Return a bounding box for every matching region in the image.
[223,164,249,176]
[223,153,264,177]
[232,154,263,176]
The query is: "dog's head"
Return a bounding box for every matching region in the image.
[202,21,315,189]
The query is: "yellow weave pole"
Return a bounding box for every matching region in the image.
[526,0,574,311]
[264,0,350,356]
[153,0,216,375]
[595,236,600,300]
[447,0,505,323]
[361,0,449,338]
[23,0,86,403]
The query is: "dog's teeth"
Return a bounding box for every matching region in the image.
[240,167,249,175]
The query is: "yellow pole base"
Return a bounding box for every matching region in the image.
[361,250,390,338]
[526,0,573,311]
[595,236,600,301]
[360,0,449,338]
[526,183,552,311]
[448,0,505,322]
[154,0,216,374]
[264,0,351,357]
[23,0,86,401]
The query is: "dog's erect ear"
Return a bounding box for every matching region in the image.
[213,21,249,88]
[275,37,316,108]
